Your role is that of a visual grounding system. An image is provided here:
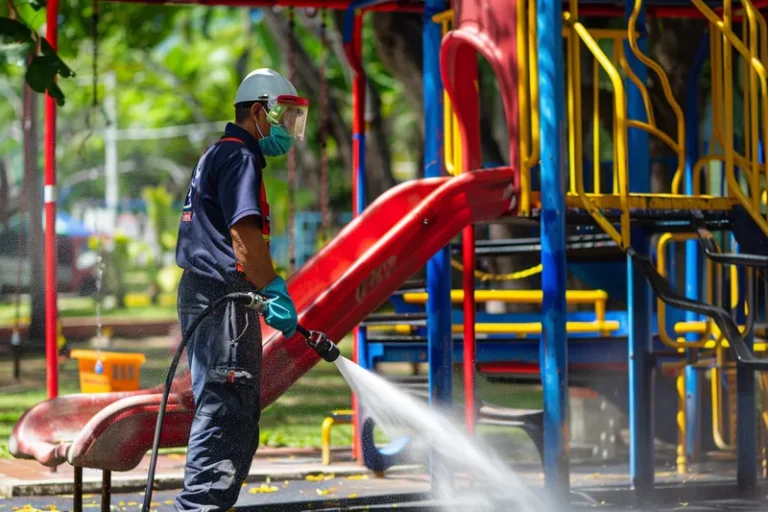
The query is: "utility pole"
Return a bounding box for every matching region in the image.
[104,71,118,234]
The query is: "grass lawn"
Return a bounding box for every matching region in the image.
[0,334,543,462]
[0,297,178,326]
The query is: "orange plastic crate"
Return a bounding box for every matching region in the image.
[70,349,147,393]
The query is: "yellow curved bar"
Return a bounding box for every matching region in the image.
[687,153,754,195]
[444,91,457,176]
[526,0,540,172]
[431,8,453,24]
[565,16,577,195]
[755,5,768,208]
[673,150,753,195]
[626,120,680,154]
[742,1,759,213]
[742,0,768,216]
[453,115,462,175]
[677,370,687,474]
[710,27,726,151]
[321,410,354,465]
[655,233,713,349]
[321,416,335,465]
[612,42,620,195]
[692,0,768,236]
[628,0,685,183]
[619,50,656,127]
[712,347,736,451]
[673,321,709,335]
[745,1,759,198]
[593,54,601,193]
[450,259,542,281]
[564,12,629,249]
[517,0,531,214]
[436,9,461,178]
[571,0,584,201]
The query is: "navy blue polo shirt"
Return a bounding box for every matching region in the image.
[176,123,268,291]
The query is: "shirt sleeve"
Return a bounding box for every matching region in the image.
[217,151,263,229]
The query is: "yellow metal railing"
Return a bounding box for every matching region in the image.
[626,0,685,180]
[690,0,768,236]
[367,288,618,337]
[440,0,768,249]
[402,289,610,323]
[517,0,540,215]
[655,233,716,350]
[563,8,630,250]
[433,9,463,178]
[658,233,756,354]
[557,0,768,249]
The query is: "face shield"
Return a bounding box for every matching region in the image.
[266,95,310,140]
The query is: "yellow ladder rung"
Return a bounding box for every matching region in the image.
[367,321,620,336]
[402,289,607,304]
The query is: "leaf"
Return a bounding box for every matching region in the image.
[25,54,74,106]
[0,17,36,52]
[38,38,75,77]
[27,0,46,9]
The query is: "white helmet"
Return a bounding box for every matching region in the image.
[234,68,310,140]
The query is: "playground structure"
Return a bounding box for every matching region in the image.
[8,0,768,509]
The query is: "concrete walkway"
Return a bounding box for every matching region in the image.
[0,447,378,498]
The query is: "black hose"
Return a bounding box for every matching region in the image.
[140,293,339,512]
[141,292,262,512]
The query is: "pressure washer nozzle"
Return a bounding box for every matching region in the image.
[305,330,340,362]
[244,293,264,311]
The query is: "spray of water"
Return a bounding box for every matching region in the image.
[334,356,553,512]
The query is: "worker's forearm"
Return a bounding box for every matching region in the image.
[230,227,278,289]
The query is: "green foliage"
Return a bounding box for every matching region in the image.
[1,4,419,271]
[0,17,75,105]
[142,185,176,252]
[103,232,131,308]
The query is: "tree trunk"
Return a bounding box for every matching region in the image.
[264,9,396,202]
[23,84,45,343]
[235,10,253,83]
[647,19,708,192]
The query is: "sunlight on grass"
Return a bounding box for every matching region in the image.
[0,297,177,325]
[0,332,544,461]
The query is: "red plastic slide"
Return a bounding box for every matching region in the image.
[9,168,517,472]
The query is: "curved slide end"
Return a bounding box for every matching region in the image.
[360,417,413,473]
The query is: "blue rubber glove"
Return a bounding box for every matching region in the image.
[262,276,298,338]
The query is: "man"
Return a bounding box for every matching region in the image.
[174,68,310,511]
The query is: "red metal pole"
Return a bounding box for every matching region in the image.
[462,225,476,435]
[44,0,60,399]
[349,12,365,462]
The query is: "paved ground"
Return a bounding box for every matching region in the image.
[1,483,767,512]
[2,454,768,512]
[0,447,370,497]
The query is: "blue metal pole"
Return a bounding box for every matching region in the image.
[624,3,654,495]
[423,0,451,490]
[683,32,709,465]
[537,0,569,497]
[423,0,451,408]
